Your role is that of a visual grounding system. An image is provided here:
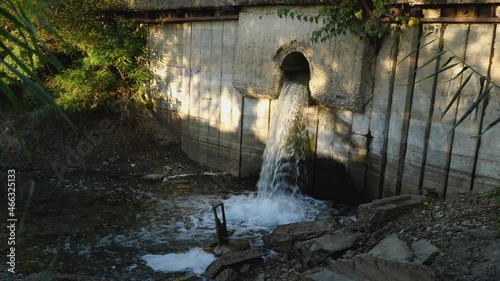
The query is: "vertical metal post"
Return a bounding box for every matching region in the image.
[211,201,229,245]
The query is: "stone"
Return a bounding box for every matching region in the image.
[294,230,364,267]
[108,156,119,163]
[327,254,437,281]
[262,220,341,251]
[214,239,251,256]
[300,267,358,281]
[141,174,164,182]
[410,240,440,264]
[255,273,266,281]
[356,195,427,229]
[102,161,110,166]
[202,249,262,279]
[368,235,413,262]
[215,268,240,281]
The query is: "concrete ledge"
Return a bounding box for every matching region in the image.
[122,0,499,11]
[121,0,325,11]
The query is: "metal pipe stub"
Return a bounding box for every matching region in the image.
[211,200,229,245]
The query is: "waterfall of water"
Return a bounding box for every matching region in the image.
[257,80,311,199]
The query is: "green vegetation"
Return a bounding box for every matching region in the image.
[277,0,418,42]
[0,0,65,115]
[1,0,149,114]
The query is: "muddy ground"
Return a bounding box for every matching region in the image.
[0,110,499,281]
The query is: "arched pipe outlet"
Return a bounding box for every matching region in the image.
[279,51,311,84]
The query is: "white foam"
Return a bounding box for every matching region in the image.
[142,247,216,274]
[222,192,331,245]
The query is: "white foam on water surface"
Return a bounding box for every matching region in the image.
[222,192,331,245]
[142,247,216,274]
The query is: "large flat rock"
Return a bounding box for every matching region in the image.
[294,230,364,267]
[327,254,437,281]
[262,220,341,251]
[300,267,358,281]
[368,235,413,262]
[356,195,427,229]
[410,239,440,264]
[202,249,262,279]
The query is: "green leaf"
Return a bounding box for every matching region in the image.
[453,84,494,130]
[398,38,438,64]
[441,66,469,83]
[403,47,447,79]
[441,72,473,118]
[478,115,500,137]
[414,62,460,84]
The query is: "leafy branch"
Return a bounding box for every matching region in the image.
[400,31,500,137]
[277,0,419,43]
[0,0,67,119]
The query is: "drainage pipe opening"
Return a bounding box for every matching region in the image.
[280,52,310,84]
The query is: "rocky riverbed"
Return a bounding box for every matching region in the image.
[1,111,499,281]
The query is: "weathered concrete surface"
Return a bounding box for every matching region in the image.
[262,220,341,251]
[202,249,262,279]
[472,25,500,193]
[327,254,437,281]
[122,0,325,10]
[233,6,375,112]
[122,0,499,10]
[356,195,427,229]
[300,267,358,281]
[368,235,413,262]
[421,24,468,197]
[147,4,500,201]
[294,231,364,267]
[410,239,440,264]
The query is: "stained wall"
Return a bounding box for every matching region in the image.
[147,6,500,201]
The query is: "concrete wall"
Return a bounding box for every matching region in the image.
[232,7,374,112]
[147,6,500,202]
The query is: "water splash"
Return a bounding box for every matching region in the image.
[140,81,334,275]
[257,80,311,199]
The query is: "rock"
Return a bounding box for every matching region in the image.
[356,195,427,229]
[141,174,164,182]
[108,156,119,163]
[410,240,440,264]
[300,267,358,281]
[262,220,341,251]
[215,268,240,281]
[255,273,266,281]
[22,273,116,280]
[368,235,413,262]
[102,161,110,166]
[294,230,364,267]
[214,240,251,256]
[327,254,437,281]
[239,263,251,273]
[202,249,262,279]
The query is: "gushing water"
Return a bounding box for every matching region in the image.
[257,81,311,198]
[141,81,333,275]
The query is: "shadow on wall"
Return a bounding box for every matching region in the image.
[312,158,358,206]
